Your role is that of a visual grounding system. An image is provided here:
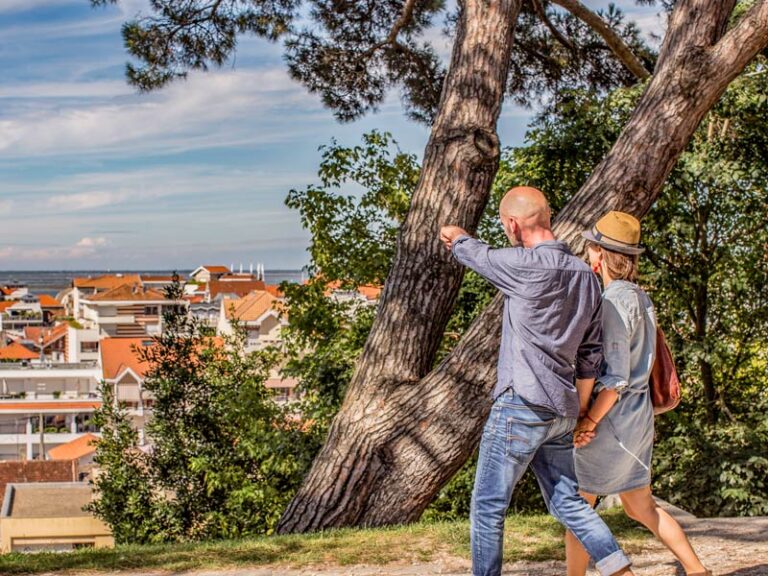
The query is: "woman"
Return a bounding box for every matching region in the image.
[565,211,709,576]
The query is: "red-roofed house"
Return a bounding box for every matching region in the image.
[189,265,231,283]
[208,280,267,300]
[19,324,68,362]
[47,433,99,470]
[324,281,383,305]
[0,343,39,362]
[66,274,142,318]
[38,295,65,324]
[217,290,284,351]
[99,337,155,444]
[0,285,29,301]
[81,285,186,338]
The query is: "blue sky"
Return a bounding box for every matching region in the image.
[0,0,663,271]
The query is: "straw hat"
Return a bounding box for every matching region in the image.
[581,211,645,255]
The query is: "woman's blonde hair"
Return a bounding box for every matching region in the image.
[601,247,639,282]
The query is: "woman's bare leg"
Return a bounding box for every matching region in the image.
[566,491,598,576]
[620,486,708,575]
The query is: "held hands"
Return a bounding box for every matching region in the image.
[440,225,468,250]
[574,416,598,448]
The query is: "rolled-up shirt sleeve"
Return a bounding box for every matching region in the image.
[596,297,632,393]
[576,296,602,379]
[451,235,520,296]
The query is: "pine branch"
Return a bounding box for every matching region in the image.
[363,0,420,57]
[550,0,651,80]
[530,0,575,52]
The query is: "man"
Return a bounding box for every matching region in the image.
[440,186,634,576]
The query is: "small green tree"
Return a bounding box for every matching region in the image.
[86,380,157,543]
[90,280,316,542]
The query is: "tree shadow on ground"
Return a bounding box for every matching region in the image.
[718,565,768,575]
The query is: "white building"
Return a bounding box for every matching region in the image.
[0,363,101,460]
[217,290,284,351]
[80,285,185,338]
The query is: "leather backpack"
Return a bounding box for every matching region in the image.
[650,326,682,415]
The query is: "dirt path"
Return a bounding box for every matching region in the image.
[61,505,768,576]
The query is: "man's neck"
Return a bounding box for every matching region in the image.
[522,228,556,248]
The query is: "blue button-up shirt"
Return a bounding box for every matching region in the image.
[452,235,603,418]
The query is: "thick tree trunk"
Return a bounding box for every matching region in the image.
[279,0,768,533]
[278,0,522,532]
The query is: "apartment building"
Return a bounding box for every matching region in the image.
[80,284,185,338]
[0,362,101,460]
[217,290,284,351]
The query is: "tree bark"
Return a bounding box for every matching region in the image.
[279,0,768,533]
[278,0,523,532]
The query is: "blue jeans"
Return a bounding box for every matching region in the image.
[470,391,631,576]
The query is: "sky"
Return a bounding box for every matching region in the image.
[0,0,664,271]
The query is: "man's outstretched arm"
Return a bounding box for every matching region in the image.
[440,225,514,294]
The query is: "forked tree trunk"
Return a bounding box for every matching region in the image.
[278,0,768,533]
[278,0,523,532]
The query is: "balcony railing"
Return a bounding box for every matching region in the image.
[0,362,99,370]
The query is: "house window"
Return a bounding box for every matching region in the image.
[80,341,99,353]
[144,306,159,316]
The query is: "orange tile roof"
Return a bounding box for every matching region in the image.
[219,273,258,281]
[48,433,99,461]
[0,401,101,411]
[1,287,14,295]
[100,337,154,381]
[0,301,15,312]
[140,275,177,282]
[100,336,223,381]
[0,342,39,360]
[323,281,382,300]
[357,285,382,300]
[87,284,167,302]
[38,294,63,308]
[223,290,276,322]
[209,280,267,298]
[23,323,68,347]
[264,284,283,298]
[73,274,142,290]
[202,266,230,274]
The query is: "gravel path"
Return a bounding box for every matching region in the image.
[62,504,768,576]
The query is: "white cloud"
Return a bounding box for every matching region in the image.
[0,0,82,14]
[46,190,134,211]
[75,236,108,248]
[0,69,323,158]
[0,236,109,262]
[0,200,12,214]
[0,81,130,100]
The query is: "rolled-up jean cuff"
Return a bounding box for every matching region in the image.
[595,549,631,575]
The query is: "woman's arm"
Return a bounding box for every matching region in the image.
[574,293,634,447]
[574,388,619,443]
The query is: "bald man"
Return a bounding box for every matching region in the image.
[440,187,634,576]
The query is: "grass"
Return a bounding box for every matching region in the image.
[0,509,651,575]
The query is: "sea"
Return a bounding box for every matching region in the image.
[0,270,305,297]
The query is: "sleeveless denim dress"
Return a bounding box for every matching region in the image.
[575,280,657,495]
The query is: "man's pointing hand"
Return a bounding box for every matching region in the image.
[440,225,468,250]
